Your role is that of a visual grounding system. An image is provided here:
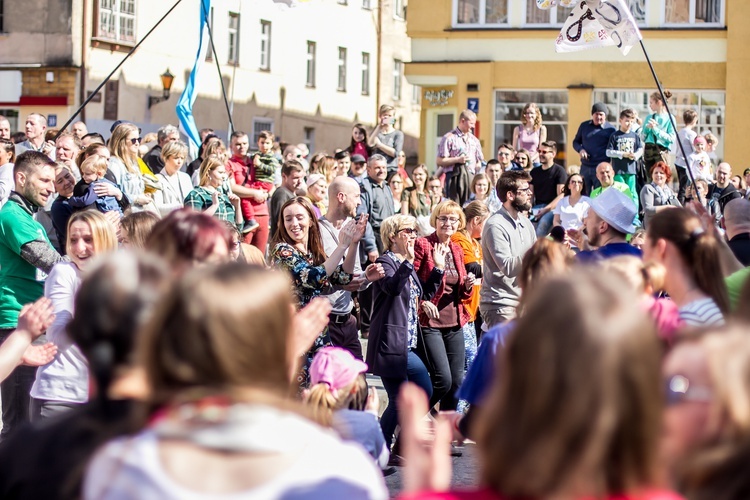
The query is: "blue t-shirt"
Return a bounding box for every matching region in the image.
[577,242,642,263]
[456,321,515,406]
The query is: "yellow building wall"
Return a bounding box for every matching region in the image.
[725,0,750,171]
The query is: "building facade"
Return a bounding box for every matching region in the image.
[0,0,420,156]
[406,0,747,172]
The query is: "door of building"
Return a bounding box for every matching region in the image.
[425,108,455,174]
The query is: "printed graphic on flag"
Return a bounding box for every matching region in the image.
[554,0,642,56]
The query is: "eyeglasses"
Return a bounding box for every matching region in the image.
[130,137,142,145]
[665,374,712,407]
[516,187,532,194]
[398,227,417,235]
[437,216,459,225]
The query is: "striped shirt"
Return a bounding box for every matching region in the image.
[678,298,725,327]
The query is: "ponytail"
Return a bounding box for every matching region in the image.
[306,383,339,426]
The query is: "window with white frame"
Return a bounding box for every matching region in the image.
[664,0,723,25]
[393,60,403,101]
[260,20,271,71]
[394,0,405,19]
[228,12,240,65]
[306,41,316,87]
[412,85,421,105]
[362,0,372,9]
[252,118,274,145]
[338,47,347,92]
[97,0,136,43]
[494,90,569,165]
[524,0,646,26]
[205,7,214,61]
[361,52,370,95]
[454,0,508,26]
[593,89,726,160]
[304,127,316,154]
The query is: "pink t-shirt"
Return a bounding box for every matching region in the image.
[400,488,684,500]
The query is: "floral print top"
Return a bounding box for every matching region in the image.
[270,242,353,386]
[385,251,419,350]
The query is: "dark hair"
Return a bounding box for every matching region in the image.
[540,141,557,154]
[497,143,515,154]
[620,108,636,120]
[347,123,373,157]
[270,197,327,265]
[230,130,248,141]
[257,130,274,142]
[281,159,305,176]
[334,150,350,161]
[13,150,56,178]
[11,131,27,144]
[76,143,111,169]
[486,159,501,168]
[81,132,105,144]
[497,170,532,203]
[0,138,15,164]
[120,211,160,249]
[683,109,698,125]
[197,133,219,159]
[563,172,585,197]
[649,161,672,184]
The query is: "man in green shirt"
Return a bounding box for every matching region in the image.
[0,151,62,438]
[589,162,633,200]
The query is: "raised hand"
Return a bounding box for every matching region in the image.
[339,215,368,247]
[405,238,416,263]
[16,297,55,341]
[291,297,332,359]
[365,263,385,282]
[432,242,450,270]
[211,190,220,206]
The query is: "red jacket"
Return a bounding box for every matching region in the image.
[413,232,472,327]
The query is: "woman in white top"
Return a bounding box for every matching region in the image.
[153,141,193,217]
[642,208,728,326]
[84,264,387,500]
[0,138,15,208]
[553,173,591,231]
[108,123,152,211]
[30,210,118,420]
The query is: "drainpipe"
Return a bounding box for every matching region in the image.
[79,0,88,122]
[375,0,382,122]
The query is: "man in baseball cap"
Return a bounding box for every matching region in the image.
[570,187,642,262]
[349,154,367,183]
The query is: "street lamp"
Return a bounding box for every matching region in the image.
[148,68,175,108]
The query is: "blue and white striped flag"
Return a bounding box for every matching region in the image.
[176,0,213,150]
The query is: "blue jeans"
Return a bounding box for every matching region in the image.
[534,204,555,237]
[457,322,478,414]
[380,350,433,450]
[581,165,599,196]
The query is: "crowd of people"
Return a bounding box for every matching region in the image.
[0,98,749,499]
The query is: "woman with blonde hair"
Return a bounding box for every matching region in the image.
[107,123,154,211]
[83,263,388,499]
[153,141,193,217]
[183,155,243,227]
[414,200,473,413]
[30,210,118,420]
[643,207,728,326]
[642,90,676,169]
[400,269,680,500]
[513,103,547,166]
[190,137,227,186]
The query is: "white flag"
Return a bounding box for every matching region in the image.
[555,0,642,56]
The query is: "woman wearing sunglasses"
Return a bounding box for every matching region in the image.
[414,201,474,416]
[107,123,154,211]
[366,214,445,462]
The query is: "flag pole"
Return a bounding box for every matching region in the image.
[55,0,184,140]
[200,0,235,134]
[638,39,702,204]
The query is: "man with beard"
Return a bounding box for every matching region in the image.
[0,151,64,437]
[480,170,536,328]
[318,176,384,359]
[570,187,642,262]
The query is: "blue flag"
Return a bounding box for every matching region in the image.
[176,0,212,150]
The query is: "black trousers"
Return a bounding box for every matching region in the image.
[328,313,363,360]
[422,325,465,411]
[0,328,36,440]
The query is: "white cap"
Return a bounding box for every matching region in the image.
[589,187,637,234]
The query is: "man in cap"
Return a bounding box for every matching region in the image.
[573,102,616,195]
[570,187,642,262]
[349,154,368,184]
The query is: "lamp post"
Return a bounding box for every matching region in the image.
[148,68,175,108]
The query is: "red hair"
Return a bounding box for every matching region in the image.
[650,161,672,184]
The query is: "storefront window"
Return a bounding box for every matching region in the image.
[494,90,568,165]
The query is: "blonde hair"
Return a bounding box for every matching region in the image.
[380,214,417,251]
[430,200,465,229]
[161,140,188,161]
[80,154,109,177]
[109,123,140,173]
[599,256,666,295]
[66,210,118,256]
[379,104,395,116]
[198,155,225,187]
[520,103,543,131]
[306,375,363,427]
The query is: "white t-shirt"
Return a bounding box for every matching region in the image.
[30,261,88,403]
[553,195,591,230]
[83,405,388,500]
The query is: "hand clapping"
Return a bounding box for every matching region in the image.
[339,214,369,247]
[432,242,450,270]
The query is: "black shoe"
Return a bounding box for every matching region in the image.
[381,466,397,477]
[450,444,463,457]
[387,454,406,467]
[241,220,259,234]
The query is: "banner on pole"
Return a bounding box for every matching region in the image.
[554,0,642,56]
[176,0,213,150]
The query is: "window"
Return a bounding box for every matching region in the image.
[228,12,240,65]
[593,89,726,160]
[0,0,4,32]
[454,0,508,26]
[260,20,271,71]
[393,60,403,101]
[252,118,274,145]
[306,41,316,87]
[494,90,569,165]
[338,47,347,92]
[412,85,421,104]
[394,0,405,19]
[96,0,136,43]
[304,127,316,154]
[664,0,723,26]
[628,0,647,24]
[524,0,646,25]
[361,52,370,95]
[205,7,214,62]
[362,0,372,9]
